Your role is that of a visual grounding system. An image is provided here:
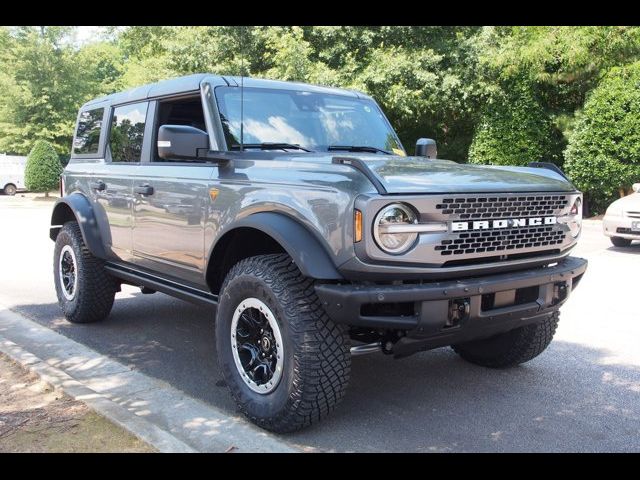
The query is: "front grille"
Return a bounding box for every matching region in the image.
[435,195,569,219]
[626,211,640,219]
[431,193,571,262]
[435,225,565,256]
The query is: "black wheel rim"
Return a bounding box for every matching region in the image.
[59,245,77,300]
[231,298,283,394]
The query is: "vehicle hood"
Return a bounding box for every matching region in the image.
[349,156,575,194]
[609,192,640,211]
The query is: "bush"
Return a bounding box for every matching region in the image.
[564,62,640,214]
[468,80,564,166]
[24,140,62,196]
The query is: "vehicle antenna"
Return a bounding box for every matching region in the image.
[239,26,245,152]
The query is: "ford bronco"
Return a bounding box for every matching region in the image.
[50,74,587,432]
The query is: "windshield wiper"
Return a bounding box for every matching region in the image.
[231,143,312,152]
[327,145,392,155]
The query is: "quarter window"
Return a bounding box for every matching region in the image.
[73,108,104,155]
[109,103,148,163]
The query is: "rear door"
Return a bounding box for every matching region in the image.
[94,102,149,262]
[131,96,214,287]
[69,104,138,262]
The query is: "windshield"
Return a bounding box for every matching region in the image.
[214,86,404,154]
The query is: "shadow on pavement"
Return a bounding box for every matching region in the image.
[12,292,640,452]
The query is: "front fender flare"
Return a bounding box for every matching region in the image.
[50,193,108,259]
[212,212,343,280]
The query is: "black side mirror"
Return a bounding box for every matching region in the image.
[415,138,437,159]
[158,125,209,160]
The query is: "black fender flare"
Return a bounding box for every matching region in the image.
[211,212,343,280]
[50,193,108,259]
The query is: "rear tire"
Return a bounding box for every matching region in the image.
[3,184,16,196]
[610,236,632,247]
[216,254,351,433]
[53,221,117,323]
[452,311,560,368]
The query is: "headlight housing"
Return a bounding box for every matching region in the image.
[567,196,583,238]
[373,203,418,254]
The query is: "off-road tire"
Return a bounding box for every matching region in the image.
[216,254,351,433]
[3,184,16,196]
[452,311,560,368]
[610,236,632,247]
[53,221,117,323]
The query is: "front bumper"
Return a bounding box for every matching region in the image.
[603,214,640,240]
[315,256,587,355]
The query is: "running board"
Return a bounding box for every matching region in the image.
[104,263,218,307]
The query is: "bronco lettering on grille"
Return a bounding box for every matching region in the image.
[451,217,557,232]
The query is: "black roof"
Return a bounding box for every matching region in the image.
[81,74,369,110]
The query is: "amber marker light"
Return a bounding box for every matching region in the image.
[354,209,363,243]
[209,188,219,201]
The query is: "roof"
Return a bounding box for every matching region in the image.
[81,74,369,110]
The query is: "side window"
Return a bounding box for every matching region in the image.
[109,102,148,163]
[73,108,104,155]
[154,97,206,161]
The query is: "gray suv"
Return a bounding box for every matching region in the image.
[50,74,588,432]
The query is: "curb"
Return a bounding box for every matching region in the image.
[0,306,298,453]
[0,339,196,453]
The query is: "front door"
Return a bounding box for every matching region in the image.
[132,165,213,286]
[131,96,214,287]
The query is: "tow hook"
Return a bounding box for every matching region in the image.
[552,282,568,305]
[447,298,470,327]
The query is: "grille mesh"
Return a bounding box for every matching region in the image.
[435,194,569,257]
[435,195,568,219]
[435,226,565,256]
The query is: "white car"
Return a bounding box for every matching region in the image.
[603,183,640,247]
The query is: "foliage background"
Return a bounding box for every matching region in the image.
[1,26,640,212]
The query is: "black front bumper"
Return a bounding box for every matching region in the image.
[315,256,587,356]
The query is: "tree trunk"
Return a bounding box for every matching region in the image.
[44,191,49,198]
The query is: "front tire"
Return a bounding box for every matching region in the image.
[610,236,632,247]
[452,311,560,368]
[216,254,351,433]
[3,184,16,196]
[53,221,117,323]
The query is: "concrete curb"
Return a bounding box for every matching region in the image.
[0,306,298,453]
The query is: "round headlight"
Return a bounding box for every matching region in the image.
[373,203,418,254]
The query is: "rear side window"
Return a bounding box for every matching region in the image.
[109,103,148,163]
[73,108,104,155]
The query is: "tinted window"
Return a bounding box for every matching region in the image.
[154,97,206,161]
[73,108,104,155]
[109,103,148,162]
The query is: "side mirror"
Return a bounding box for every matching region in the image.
[633,183,640,193]
[415,138,437,159]
[158,125,209,160]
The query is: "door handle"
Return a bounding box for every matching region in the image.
[134,184,154,196]
[89,180,106,191]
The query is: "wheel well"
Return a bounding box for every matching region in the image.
[50,203,76,240]
[4,183,16,189]
[206,227,286,295]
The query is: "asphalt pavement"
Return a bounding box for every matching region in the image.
[1,193,639,452]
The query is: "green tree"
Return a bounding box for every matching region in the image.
[24,139,62,196]
[468,78,564,166]
[564,61,640,213]
[0,27,123,156]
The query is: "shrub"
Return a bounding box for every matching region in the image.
[24,140,62,196]
[564,61,640,214]
[468,80,564,166]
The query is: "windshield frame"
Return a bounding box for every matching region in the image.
[212,85,405,155]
